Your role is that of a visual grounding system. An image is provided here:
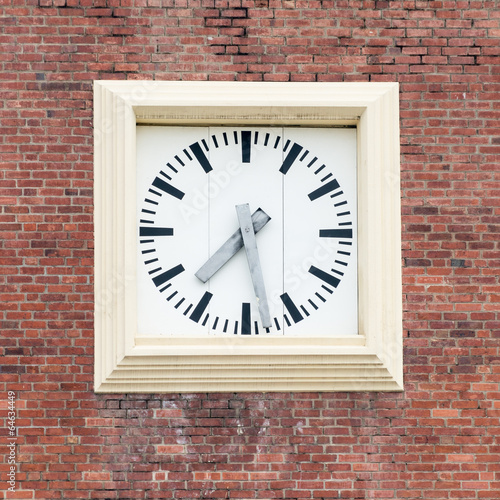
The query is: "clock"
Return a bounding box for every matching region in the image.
[136,126,358,338]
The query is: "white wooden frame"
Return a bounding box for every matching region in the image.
[94,81,402,393]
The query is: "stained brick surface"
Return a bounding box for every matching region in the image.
[1,1,500,499]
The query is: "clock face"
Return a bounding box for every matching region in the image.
[136,126,357,337]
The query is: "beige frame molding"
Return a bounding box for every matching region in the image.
[94,81,402,393]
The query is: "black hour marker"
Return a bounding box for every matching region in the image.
[189,142,213,173]
[241,302,251,335]
[242,131,251,163]
[152,177,185,200]
[309,265,340,288]
[279,143,303,174]
[189,291,213,323]
[319,228,353,239]
[139,227,174,237]
[308,179,340,201]
[152,264,185,288]
[280,293,304,323]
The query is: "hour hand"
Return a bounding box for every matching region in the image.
[195,208,271,283]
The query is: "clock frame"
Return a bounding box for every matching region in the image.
[94,81,403,393]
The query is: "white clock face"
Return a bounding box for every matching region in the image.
[136,126,357,337]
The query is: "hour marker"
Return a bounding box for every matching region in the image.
[309,265,340,288]
[308,179,340,201]
[279,143,303,174]
[189,291,213,323]
[152,177,185,200]
[152,264,185,288]
[189,142,213,173]
[241,302,251,335]
[280,293,304,323]
[242,131,251,163]
[319,229,353,239]
[139,227,174,237]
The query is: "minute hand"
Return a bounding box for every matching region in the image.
[235,204,272,329]
[195,208,271,283]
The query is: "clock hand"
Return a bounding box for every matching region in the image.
[195,208,271,283]
[235,203,272,329]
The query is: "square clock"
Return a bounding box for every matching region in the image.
[94,81,403,393]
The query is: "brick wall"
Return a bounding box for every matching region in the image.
[1,1,500,498]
